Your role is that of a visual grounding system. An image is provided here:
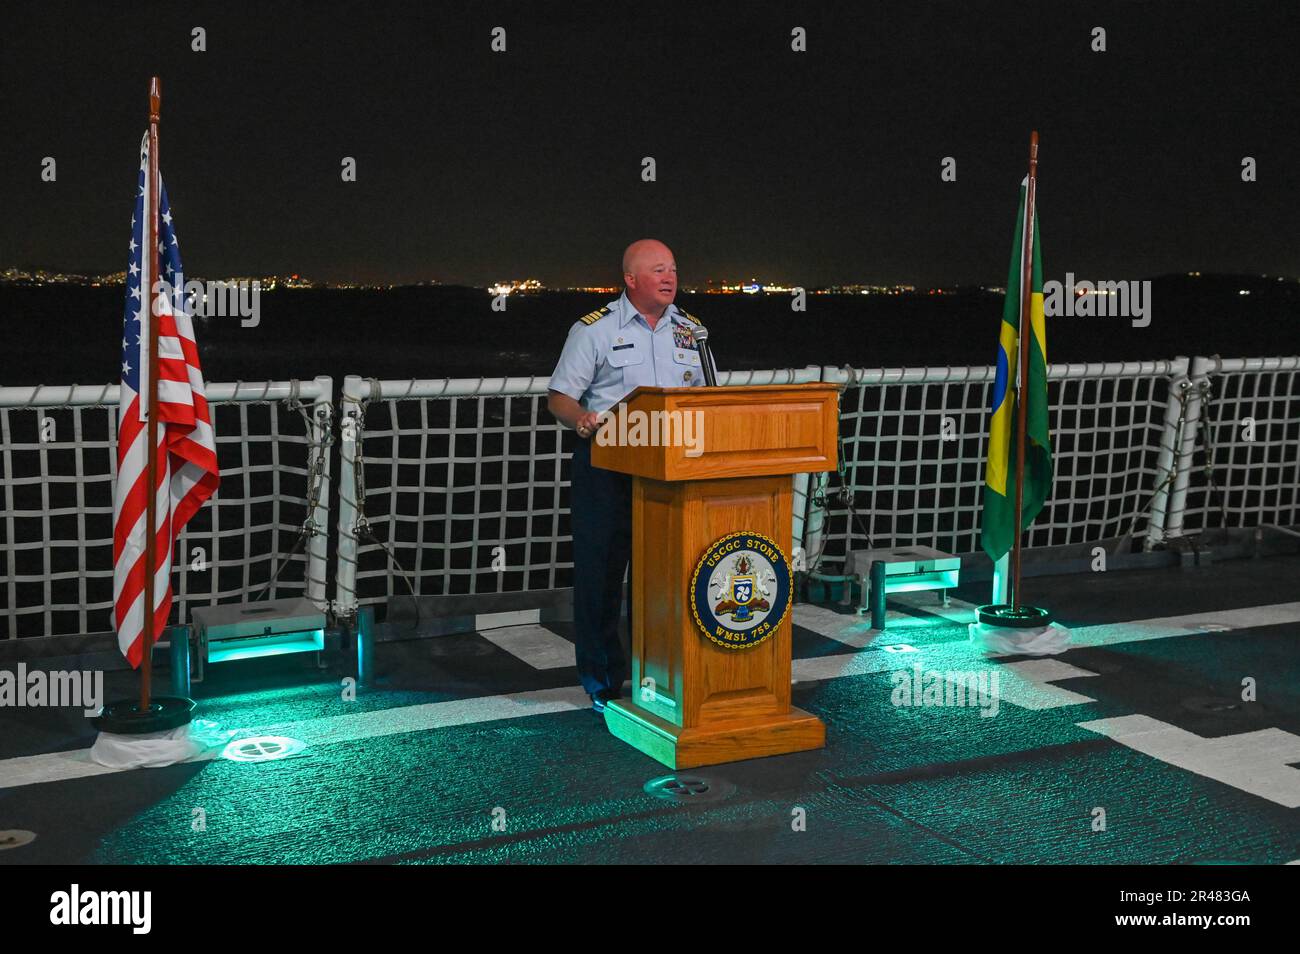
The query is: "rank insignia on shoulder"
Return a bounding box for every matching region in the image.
[677,308,701,325]
[578,307,611,326]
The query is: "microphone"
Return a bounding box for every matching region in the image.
[692,325,719,387]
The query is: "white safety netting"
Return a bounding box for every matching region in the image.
[344,387,573,603]
[1181,357,1300,534]
[0,381,331,640]
[335,369,817,614]
[811,362,1174,567]
[5,358,1295,638]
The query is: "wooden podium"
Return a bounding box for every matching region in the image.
[591,382,839,768]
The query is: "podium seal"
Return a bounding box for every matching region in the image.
[691,531,792,650]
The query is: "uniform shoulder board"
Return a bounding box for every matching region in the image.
[677,308,701,325]
[578,306,611,326]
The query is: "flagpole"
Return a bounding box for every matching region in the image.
[94,77,197,736]
[140,76,162,710]
[1011,130,1038,610]
[976,130,1058,650]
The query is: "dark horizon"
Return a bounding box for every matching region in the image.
[2,1,1298,288]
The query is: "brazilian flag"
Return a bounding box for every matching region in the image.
[982,178,1052,562]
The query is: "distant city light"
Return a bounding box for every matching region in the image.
[489,278,543,296]
[4,267,1296,295]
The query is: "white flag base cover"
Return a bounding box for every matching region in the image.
[968,620,1071,656]
[90,719,235,769]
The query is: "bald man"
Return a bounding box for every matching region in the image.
[548,240,717,712]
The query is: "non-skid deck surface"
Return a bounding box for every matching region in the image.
[2,557,1298,864]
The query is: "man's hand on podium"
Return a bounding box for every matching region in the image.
[574,410,601,439]
[547,389,602,438]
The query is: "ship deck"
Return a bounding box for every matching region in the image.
[2,555,1298,865]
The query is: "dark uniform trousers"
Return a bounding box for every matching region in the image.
[570,437,632,696]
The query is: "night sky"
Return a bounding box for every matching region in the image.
[2,0,1297,287]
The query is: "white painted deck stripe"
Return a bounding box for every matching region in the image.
[889,591,981,625]
[0,687,590,791]
[0,748,132,790]
[1076,715,1300,809]
[3,599,1300,791]
[792,632,1104,709]
[479,623,576,670]
[266,686,590,747]
[1068,602,1300,647]
[794,599,1300,651]
[791,604,886,648]
[990,660,1101,710]
[791,597,979,648]
[475,609,541,631]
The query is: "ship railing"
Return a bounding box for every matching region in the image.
[1168,355,1300,542]
[3,356,1297,641]
[333,368,821,623]
[810,358,1182,571]
[0,377,332,642]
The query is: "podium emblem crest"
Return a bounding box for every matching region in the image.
[691,531,792,650]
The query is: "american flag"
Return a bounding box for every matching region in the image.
[112,132,219,667]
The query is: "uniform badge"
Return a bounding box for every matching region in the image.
[690,531,792,650]
[672,324,697,351]
[683,370,693,382]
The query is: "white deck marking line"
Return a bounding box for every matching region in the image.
[792,640,1103,709]
[793,593,980,638]
[1076,715,1300,809]
[0,687,590,791]
[1068,602,1300,648]
[989,660,1100,710]
[785,597,972,649]
[4,599,1300,791]
[793,598,978,649]
[793,604,889,648]
[793,648,895,682]
[479,623,576,670]
[475,609,542,630]
[263,685,590,746]
[0,748,133,790]
[800,598,1300,652]
[888,591,981,625]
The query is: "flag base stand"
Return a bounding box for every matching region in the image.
[92,696,195,734]
[975,604,1052,627]
[970,604,1069,656]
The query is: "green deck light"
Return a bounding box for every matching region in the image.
[845,546,963,630]
[206,629,326,664]
[221,736,307,763]
[189,597,328,680]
